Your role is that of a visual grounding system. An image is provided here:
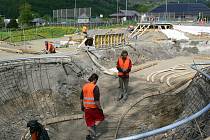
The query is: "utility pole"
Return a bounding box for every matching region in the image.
[74,0,77,19]
[126,0,127,21]
[117,0,119,23]
[165,0,168,21]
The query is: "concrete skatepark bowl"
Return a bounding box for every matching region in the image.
[0,55,209,140]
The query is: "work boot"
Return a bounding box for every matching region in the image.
[92,125,96,135]
[123,93,128,101]
[86,135,94,140]
[88,126,96,138]
[117,94,123,101]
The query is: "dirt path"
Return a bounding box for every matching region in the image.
[91,56,210,140]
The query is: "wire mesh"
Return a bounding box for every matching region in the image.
[53,8,91,19]
[0,57,96,140]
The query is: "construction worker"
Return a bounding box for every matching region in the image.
[82,25,88,37]
[27,120,50,140]
[47,42,56,53]
[116,50,132,101]
[80,73,104,140]
[44,41,49,53]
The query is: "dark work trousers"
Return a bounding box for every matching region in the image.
[119,77,129,97]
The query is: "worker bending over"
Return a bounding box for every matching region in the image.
[27,120,50,140]
[44,41,56,54]
[116,50,132,101]
[80,73,104,139]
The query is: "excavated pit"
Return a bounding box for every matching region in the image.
[0,55,98,140]
[0,48,209,140]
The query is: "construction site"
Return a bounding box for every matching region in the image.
[0,22,210,140]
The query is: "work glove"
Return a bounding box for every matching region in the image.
[117,67,123,72]
[81,105,85,112]
[124,69,131,73]
[121,69,125,72]
[122,69,128,73]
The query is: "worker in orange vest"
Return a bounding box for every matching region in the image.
[44,41,49,53]
[27,120,50,140]
[116,50,132,101]
[80,73,104,139]
[47,42,56,53]
[82,25,88,37]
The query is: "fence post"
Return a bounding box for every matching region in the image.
[36,27,38,40]
[21,29,23,41]
[51,30,53,38]
[10,29,12,42]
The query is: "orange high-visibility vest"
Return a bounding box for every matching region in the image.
[82,26,88,33]
[118,57,131,76]
[48,43,55,53]
[82,83,97,109]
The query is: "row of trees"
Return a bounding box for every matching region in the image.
[0,2,51,29]
[0,17,18,28]
[18,2,33,26]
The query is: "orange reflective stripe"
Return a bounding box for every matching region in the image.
[82,83,97,108]
[84,102,96,105]
[84,97,94,100]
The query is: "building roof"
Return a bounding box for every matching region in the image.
[78,13,90,19]
[120,10,141,16]
[110,10,140,17]
[150,3,210,15]
[32,18,46,23]
[110,13,126,17]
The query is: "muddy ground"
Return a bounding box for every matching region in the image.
[0,28,209,140]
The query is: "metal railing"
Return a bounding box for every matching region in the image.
[117,62,210,140]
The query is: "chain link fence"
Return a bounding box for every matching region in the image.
[53,8,91,23]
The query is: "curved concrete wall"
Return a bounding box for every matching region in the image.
[0,57,97,140]
[0,55,209,140]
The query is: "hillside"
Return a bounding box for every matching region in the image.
[0,0,209,18]
[0,0,126,18]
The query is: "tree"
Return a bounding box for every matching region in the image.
[18,2,33,26]
[42,15,51,22]
[134,4,155,13]
[6,19,18,28]
[0,16,5,28]
[32,12,40,19]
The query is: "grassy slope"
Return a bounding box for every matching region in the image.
[0,26,77,42]
[0,22,135,42]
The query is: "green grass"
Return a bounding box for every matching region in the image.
[96,21,137,29]
[0,23,136,42]
[0,26,77,42]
